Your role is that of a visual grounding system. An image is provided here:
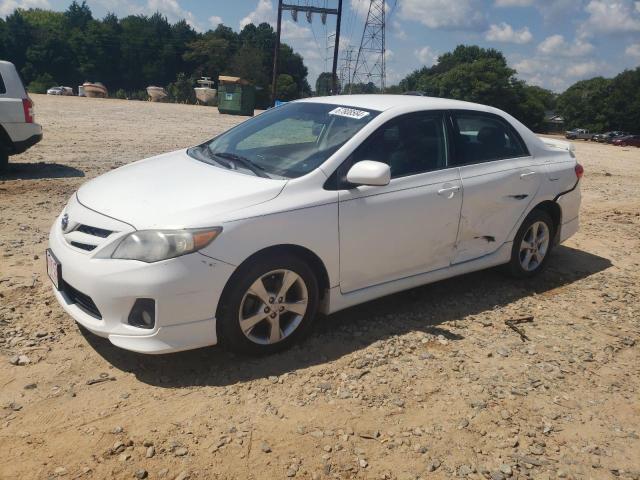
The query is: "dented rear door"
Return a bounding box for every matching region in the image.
[448,110,544,264]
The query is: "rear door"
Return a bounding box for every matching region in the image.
[450,110,543,264]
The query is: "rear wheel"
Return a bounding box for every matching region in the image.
[217,253,319,355]
[507,209,554,278]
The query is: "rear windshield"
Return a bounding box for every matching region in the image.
[189,102,379,179]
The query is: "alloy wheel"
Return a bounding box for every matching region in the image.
[238,269,308,345]
[519,221,550,272]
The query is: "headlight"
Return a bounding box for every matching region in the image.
[112,228,222,262]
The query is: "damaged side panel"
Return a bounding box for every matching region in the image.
[453,158,544,264]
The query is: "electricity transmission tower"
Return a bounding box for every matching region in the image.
[350,0,386,93]
[339,47,354,93]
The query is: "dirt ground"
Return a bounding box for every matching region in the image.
[1,95,639,480]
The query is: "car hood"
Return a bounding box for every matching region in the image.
[77,149,287,229]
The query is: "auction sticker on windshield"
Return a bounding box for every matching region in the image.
[329,107,370,120]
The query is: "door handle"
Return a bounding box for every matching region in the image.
[520,171,536,179]
[437,185,460,198]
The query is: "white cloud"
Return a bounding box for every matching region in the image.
[566,61,602,77]
[414,46,438,66]
[580,0,640,35]
[398,0,485,30]
[208,15,222,28]
[485,22,532,44]
[350,0,369,18]
[495,0,533,6]
[0,0,50,16]
[240,0,273,28]
[147,0,200,29]
[392,19,407,40]
[537,34,594,56]
[281,19,312,40]
[513,54,612,91]
[626,43,640,57]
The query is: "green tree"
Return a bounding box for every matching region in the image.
[316,72,339,96]
[168,72,195,103]
[396,45,552,131]
[276,74,297,101]
[557,77,612,131]
[0,3,311,104]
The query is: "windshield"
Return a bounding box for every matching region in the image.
[189,102,379,179]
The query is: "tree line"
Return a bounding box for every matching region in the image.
[1,2,637,133]
[317,45,638,134]
[0,1,310,108]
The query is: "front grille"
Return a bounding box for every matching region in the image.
[76,224,113,238]
[70,241,96,252]
[62,281,102,319]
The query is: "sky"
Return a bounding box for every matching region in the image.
[2,0,640,92]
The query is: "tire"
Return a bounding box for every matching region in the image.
[507,209,555,278]
[217,252,319,355]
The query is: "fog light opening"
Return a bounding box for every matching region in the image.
[128,298,156,329]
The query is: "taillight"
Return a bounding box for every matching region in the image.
[22,98,34,123]
[575,163,584,179]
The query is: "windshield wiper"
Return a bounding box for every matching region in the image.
[188,146,233,169]
[212,152,271,179]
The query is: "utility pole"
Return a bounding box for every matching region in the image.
[350,0,386,93]
[331,0,343,95]
[271,0,283,105]
[272,1,342,104]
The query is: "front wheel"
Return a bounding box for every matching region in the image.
[217,253,319,355]
[507,210,554,278]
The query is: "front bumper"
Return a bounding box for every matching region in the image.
[48,208,236,354]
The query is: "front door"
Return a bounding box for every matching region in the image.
[449,110,544,264]
[337,111,463,293]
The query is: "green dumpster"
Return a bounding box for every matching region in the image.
[217,76,255,116]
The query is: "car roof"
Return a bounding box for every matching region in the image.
[298,94,499,113]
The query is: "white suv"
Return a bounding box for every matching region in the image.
[48,96,582,355]
[0,60,43,172]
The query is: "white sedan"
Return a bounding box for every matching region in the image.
[47,95,582,355]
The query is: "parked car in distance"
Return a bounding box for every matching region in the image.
[47,86,73,96]
[565,128,591,140]
[593,131,629,143]
[0,60,43,173]
[607,131,629,143]
[47,95,583,355]
[612,135,640,147]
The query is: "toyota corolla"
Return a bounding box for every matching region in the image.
[47,95,582,355]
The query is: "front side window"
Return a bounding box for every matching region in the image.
[188,102,379,179]
[451,112,528,165]
[0,73,6,95]
[349,111,447,179]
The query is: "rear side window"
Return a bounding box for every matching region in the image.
[0,72,6,94]
[451,112,528,165]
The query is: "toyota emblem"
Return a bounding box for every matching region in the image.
[61,213,69,231]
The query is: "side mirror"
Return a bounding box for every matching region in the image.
[346,160,391,187]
